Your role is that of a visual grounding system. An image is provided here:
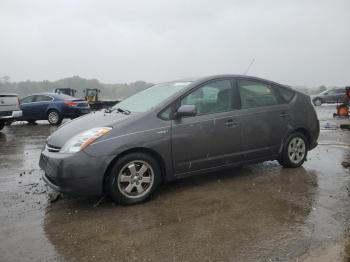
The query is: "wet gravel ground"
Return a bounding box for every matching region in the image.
[0,105,349,262]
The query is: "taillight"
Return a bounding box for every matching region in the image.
[64,101,78,107]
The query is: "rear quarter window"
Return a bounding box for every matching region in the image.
[276,86,295,103]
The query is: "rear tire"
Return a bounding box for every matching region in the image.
[278,132,308,168]
[47,110,62,125]
[0,121,4,131]
[107,153,162,205]
[313,98,322,106]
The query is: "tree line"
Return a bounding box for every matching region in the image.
[0,76,153,99]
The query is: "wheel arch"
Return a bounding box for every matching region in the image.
[46,106,62,115]
[102,147,167,193]
[279,127,311,154]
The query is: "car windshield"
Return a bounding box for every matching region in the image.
[113,81,192,112]
[320,89,332,95]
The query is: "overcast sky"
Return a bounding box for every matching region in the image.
[0,0,349,86]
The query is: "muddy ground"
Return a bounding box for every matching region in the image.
[0,105,349,262]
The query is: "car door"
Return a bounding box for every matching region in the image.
[236,79,290,160]
[171,79,242,175]
[334,88,346,102]
[20,96,36,120]
[32,95,53,119]
[324,89,338,103]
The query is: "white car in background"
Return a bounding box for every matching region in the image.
[0,94,22,131]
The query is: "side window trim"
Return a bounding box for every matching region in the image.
[33,95,54,103]
[231,78,241,110]
[158,78,239,121]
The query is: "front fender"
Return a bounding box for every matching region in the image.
[83,126,174,181]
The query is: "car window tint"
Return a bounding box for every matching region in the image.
[238,80,279,109]
[335,89,345,94]
[277,86,295,102]
[180,80,233,115]
[35,95,52,102]
[21,96,34,103]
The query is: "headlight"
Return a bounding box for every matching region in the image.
[60,127,112,153]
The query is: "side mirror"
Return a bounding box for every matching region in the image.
[175,105,197,118]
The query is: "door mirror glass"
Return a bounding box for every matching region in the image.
[176,105,197,118]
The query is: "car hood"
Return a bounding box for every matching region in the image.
[47,110,134,148]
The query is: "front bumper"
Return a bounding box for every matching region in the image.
[39,148,112,196]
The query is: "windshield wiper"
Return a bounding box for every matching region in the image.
[116,107,131,115]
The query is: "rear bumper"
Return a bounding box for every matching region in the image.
[62,107,91,118]
[0,110,22,120]
[39,148,112,196]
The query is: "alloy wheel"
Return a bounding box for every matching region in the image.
[117,160,154,199]
[48,111,59,124]
[287,137,306,164]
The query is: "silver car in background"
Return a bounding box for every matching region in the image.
[312,88,347,106]
[0,94,22,131]
[39,75,319,205]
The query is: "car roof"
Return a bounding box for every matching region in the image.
[167,75,287,86]
[23,92,77,100]
[196,74,286,85]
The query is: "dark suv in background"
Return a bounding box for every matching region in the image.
[312,88,347,106]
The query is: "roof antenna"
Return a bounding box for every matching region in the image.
[243,58,255,75]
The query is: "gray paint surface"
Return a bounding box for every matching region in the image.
[40,75,319,195]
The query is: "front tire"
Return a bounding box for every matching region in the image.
[0,121,4,131]
[107,153,162,205]
[47,110,62,125]
[278,132,308,168]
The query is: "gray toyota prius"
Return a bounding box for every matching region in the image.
[39,75,319,205]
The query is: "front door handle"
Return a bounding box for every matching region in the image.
[224,119,239,128]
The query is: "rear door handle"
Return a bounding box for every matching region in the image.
[224,119,239,128]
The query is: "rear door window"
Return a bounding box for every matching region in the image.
[34,95,53,102]
[238,80,280,109]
